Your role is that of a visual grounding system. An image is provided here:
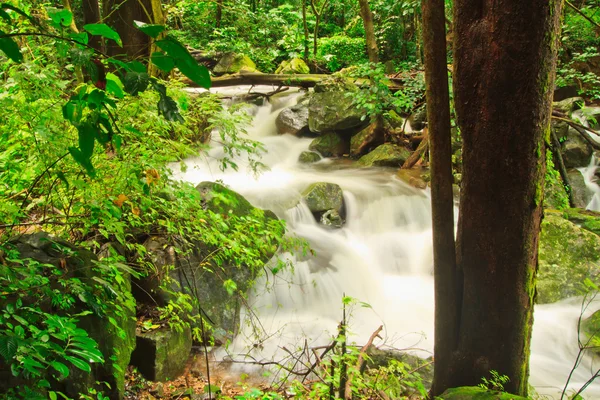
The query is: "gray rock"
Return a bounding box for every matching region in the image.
[320,209,344,228]
[350,120,384,157]
[276,102,309,136]
[561,126,593,168]
[408,105,427,131]
[568,169,594,208]
[302,182,346,228]
[553,97,584,114]
[308,82,365,133]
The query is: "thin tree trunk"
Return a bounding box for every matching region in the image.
[148,0,165,77]
[303,0,309,60]
[358,0,379,63]
[83,0,102,51]
[62,0,80,33]
[421,0,458,396]
[103,0,153,59]
[434,0,564,396]
[216,0,223,28]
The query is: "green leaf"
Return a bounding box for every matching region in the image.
[0,30,23,63]
[69,32,89,45]
[155,38,210,88]
[64,355,91,372]
[106,73,124,98]
[68,147,96,177]
[152,81,184,123]
[70,47,93,66]
[126,60,146,73]
[151,51,175,73]
[47,7,72,27]
[0,335,18,360]
[86,89,105,109]
[77,124,96,158]
[223,279,237,296]
[123,71,150,95]
[83,24,122,47]
[1,4,34,24]
[50,361,70,377]
[67,348,104,363]
[134,21,165,39]
[0,9,9,22]
[49,392,58,400]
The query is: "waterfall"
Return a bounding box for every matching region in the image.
[176,86,600,398]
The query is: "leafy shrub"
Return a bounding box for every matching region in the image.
[317,35,367,71]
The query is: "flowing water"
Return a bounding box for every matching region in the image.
[176,87,600,398]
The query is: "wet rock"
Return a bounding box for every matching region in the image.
[308,78,365,133]
[308,132,349,157]
[582,310,600,356]
[302,182,345,227]
[275,58,310,74]
[396,169,428,190]
[563,208,600,237]
[358,143,411,168]
[350,119,384,157]
[568,169,594,208]
[559,125,593,169]
[298,151,322,164]
[553,97,584,114]
[408,105,427,131]
[320,209,344,228]
[276,102,309,136]
[537,211,600,304]
[131,325,192,381]
[213,53,257,75]
[579,106,600,130]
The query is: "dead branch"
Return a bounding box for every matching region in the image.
[551,112,600,151]
[402,128,430,169]
[344,325,383,400]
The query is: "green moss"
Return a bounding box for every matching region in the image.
[357,143,411,168]
[440,386,528,400]
[308,133,348,157]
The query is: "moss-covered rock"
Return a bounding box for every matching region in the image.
[275,58,310,74]
[563,208,600,236]
[408,105,427,131]
[276,102,309,136]
[213,52,257,75]
[302,182,344,214]
[308,78,365,133]
[131,325,192,381]
[350,119,384,157]
[582,310,600,356]
[440,386,527,400]
[537,211,600,304]
[308,132,349,157]
[299,151,322,164]
[196,181,277,221]
[553,97,584,114]
[358,143,411,168]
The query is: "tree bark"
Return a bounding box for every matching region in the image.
[216,0,223,28]
[103,0,153,59]
[358,0,379,63]
[421,1,458,397]
[432,0,563,396]
[83,0,102,51]
[303,0,309,60]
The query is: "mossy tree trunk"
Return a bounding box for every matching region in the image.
[358,0,379,63]
[430,0,563,397]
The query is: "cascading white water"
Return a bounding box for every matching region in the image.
[176,87,600,398]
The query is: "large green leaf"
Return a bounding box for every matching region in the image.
[1,3,35,24]
[152,81,183,123]
[50,361,69,378]
[0,8,10,22]
[47,7,72,28]
[0,335,18,360]
[69,32,89,45]
[106,73,124,99]
[123,71,150,95]
[151,51,175,73]
[83,23,122,47]
[77,124,96,158]
[64,355,91,372]
[134,21,165,39]
[155,38,210,88]
[68,147,95,177]
[0,30,23,63]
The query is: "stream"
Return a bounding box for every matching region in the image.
[176,86,600,399]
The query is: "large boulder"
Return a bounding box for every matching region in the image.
[537,211,600,304]
[440,387,527,400]
[350,119,385,157]
[560,125,593,168]
[298,151,322,164]
[563,208,600,237]
[275,58,310,74]
[276,102,309,136]
[568,169,594,208]
[302,182,345,228]
[308,132,349,157]
[130,325,192,381]
[308,77,365,133]
[213,52,257,75]
[408,105,427,131]
[553,96,584,114]
[358,143,411,168]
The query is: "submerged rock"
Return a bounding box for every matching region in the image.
[299,151,322,164]
[276,102,309,136]
[309,132,349,157]
[358,143,411,168]
[131,325,192,381]
[537,211,600,304]
[275,58,310,74]
[213,52,257,75]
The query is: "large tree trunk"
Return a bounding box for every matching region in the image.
[421,0,458,396]
[358,0,379,63]
[103,0,152,59]
[83,0,102,51]
[432,0,563,396]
